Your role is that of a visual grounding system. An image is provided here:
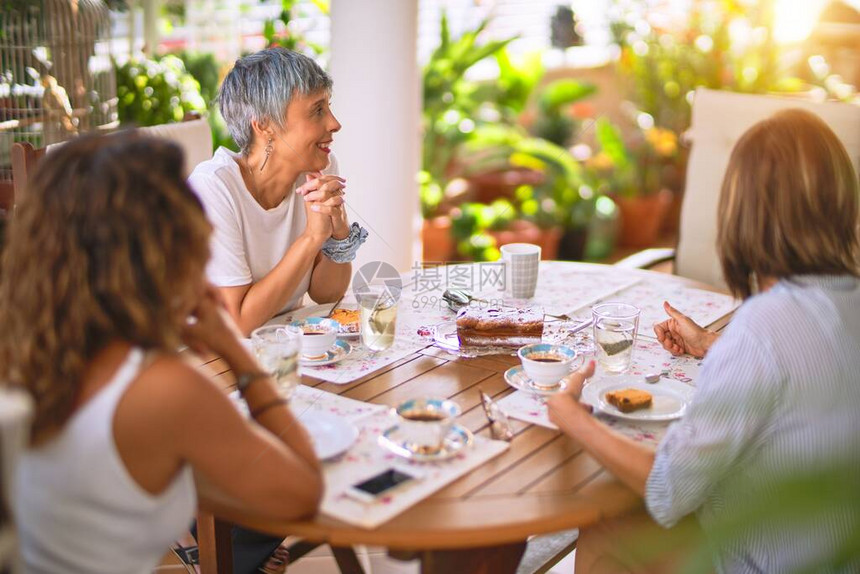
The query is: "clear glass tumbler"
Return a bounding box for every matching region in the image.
[592,303,640,374]
[249,325,302,399]
[358,286,398,352]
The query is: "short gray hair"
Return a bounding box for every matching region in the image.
[217,48,333,154]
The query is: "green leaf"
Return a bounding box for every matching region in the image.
[440,10,450,51]
[538,79,597,114]
[595,118,630,170]
[263,19,276,44]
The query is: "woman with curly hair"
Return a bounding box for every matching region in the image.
[1,134,322,574]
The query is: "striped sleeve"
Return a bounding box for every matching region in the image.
[645,326,782,528]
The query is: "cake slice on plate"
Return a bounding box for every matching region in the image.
[605,388,653,413]
[456,306,544,348]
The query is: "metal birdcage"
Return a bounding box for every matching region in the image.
[0,0,118,182]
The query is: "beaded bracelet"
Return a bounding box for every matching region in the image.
[249,398,289,419]
[321,222,369,263]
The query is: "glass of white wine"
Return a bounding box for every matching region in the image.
[592,303,640,374]
[249,325,302,399]
[358,286,398,352]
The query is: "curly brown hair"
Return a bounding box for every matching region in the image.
[0,134,211,445]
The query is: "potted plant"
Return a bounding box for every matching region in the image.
[586,117,675,249]
[531,78,597,147]
[450,202,506,262]
[419,171,457,263]
[509,137,593,260]
[422,13,517,186]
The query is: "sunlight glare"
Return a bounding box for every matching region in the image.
[773,0,827,44]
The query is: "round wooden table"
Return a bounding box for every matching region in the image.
[193,262,732,573]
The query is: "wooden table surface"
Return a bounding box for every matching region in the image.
[190,262,732,566]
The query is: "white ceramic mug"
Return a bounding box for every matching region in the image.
[500,243,541,299]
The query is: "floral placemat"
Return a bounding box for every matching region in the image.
[290,385,388,422]
[569,278,739,340]
[320,412,509,529]
[229,384,387,423]
[497,338,704,447]
[260,295,445,385]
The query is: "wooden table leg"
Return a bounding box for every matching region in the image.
[332,546,366,573]
[197,511,234,574]
[419,541,527,574]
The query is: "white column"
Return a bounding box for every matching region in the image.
[329,0,421,275]
[142,0,159,57]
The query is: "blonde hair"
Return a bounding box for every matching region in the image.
[0,134,212,445]
[717,108,860,299]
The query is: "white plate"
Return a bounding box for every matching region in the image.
[284,303,360,338]
[226,393,357,461]
[300,339,353,366]
[581,376,693,421]
[504,365,569,396]
[297,413,358,460]
[378,424,473,462]
[432,321,460,351]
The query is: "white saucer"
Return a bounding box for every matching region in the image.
[301,339,353,366]
[581,376,692,421]
[378,424,473,462]
[504,365,568,396]
[298,413,358,460]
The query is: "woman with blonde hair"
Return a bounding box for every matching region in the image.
[1,134,322,574]
[548,108,860,573]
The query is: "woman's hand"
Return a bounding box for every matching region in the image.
[653,301,718,358]
[181,284,247,359]
[547,360,597,431]
[299,172,350,239]
[303,199,333,243]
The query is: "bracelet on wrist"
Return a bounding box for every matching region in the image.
[321,222,368,263]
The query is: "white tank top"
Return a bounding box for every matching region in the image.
[14,348,196,574]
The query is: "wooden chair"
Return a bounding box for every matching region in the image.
[615,88,860,289]
[9,117,214,208]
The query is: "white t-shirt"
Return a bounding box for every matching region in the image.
[188,147,339,313]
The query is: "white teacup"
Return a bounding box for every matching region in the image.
[290,317,339,359]
[518,343,578,388]
[395,398,460,454]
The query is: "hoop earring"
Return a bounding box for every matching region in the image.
[260,137,274,172]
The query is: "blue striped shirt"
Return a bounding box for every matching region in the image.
[646,275,860,573]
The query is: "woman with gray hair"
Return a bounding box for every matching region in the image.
[189,48,367,335]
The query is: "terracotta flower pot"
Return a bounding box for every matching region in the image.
[468,169,545,204]
[488,219,562,260]
[422,216,455,263]
[614,189,673,249]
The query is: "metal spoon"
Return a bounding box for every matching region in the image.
[644,371,668,384]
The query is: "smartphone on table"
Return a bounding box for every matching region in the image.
[344,466,423,503]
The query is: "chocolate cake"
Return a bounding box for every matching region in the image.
[455,306,544,347]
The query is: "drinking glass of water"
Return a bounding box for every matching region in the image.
[592,303,640,374]
[250,325,302,399]
[358,286,398,352]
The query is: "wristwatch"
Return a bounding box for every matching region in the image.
[235,371,269,394]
